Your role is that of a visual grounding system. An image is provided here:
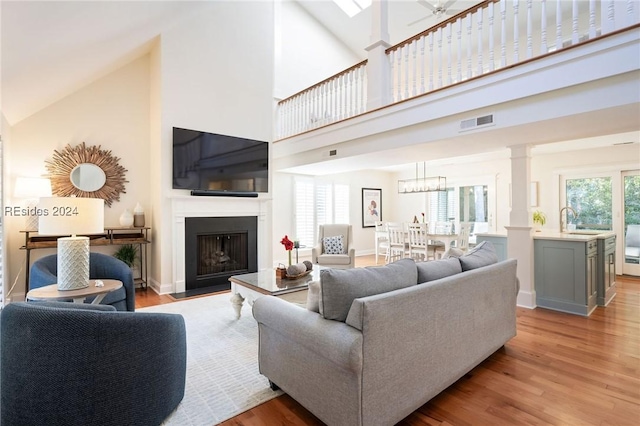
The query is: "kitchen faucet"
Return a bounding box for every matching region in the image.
[559,206,578,232]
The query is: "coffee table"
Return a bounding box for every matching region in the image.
[228,267,324,319]
[26,279,123,304]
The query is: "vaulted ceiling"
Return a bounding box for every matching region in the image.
[1,0,483,126]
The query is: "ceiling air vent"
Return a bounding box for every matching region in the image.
[459,114,495,132]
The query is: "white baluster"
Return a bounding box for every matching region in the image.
[477,7,484,76]
[526,0,533,59]
[589,0,597,39]
[627,0,636,27]
[488,3,495,71]
[342,74,347,120]
[404,44,410,99]
[437,27,443,88]
[420,36,426,94]
[446,24,453,85]
[513,0,520,63]
[556,0,563,50]
[396,46,403,101]
[332,78,337,124]
[572,0,579,45]
[606,0,615,34]
[388,50,396,102]
[347,71,353,118]
[467,13,473,79]
[339,74,345,121]
[428,32,435,91]
[456,18,463,81]
[501,0,507,67]
[412,40,418,97]
[541,0,548,53]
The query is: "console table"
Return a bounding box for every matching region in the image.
[20,227,150,291]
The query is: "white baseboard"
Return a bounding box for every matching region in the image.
[517,290,536,309]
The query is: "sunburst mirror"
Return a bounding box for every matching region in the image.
[45,142,128,207]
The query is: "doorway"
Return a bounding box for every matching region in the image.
[622,170,640,276]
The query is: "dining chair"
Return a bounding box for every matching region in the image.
[386,222,407,262]
[374,221,390,264]
[407,222,430,261]
[454,222,472,253]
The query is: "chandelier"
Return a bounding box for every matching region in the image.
[398,162,447,194]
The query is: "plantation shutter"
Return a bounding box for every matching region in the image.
[294,178,315,247]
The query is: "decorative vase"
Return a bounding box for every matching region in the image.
[119,209,134,227]
[133,202,145,227]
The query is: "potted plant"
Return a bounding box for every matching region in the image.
[533,210,546,232]
[113,244,138,268]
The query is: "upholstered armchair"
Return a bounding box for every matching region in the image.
[311,224,355,269]
[29,252,135,311]
[0,301,186,426]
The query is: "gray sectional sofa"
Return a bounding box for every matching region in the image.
[252,242,518,426]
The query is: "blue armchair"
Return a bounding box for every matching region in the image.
[29,252,135,311]
[0,301,186,426]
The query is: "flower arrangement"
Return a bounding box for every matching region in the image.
[280,235,294,265]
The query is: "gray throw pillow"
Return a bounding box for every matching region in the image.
[319,258,417,322]
[306,280,321,313]
[458,240,498,271]
[441,247,464,259]
[416,257,462,283]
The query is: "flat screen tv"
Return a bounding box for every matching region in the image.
[172,127,269,193]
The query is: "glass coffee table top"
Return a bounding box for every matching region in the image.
[229,266,325,296]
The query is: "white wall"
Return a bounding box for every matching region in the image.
[4,55,151,299]
[274,0,362,100]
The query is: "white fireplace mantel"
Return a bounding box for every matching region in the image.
[170,194,272,294]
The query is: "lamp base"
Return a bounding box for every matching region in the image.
[57,236,90,291]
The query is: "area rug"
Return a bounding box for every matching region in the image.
[138,292,282,425]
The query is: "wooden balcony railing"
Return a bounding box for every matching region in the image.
[276,0,639,140]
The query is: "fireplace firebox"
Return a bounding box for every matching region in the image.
[185,216,257,294]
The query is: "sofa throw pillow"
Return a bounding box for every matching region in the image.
[323,235,345,254]
[319,258,417,322]
[416,257,462,283]
[441,247,464,259]
[458,240,498,271]
[306,280,321,313]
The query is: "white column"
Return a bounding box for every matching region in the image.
[366,0,391,110]
[506,144,535,309]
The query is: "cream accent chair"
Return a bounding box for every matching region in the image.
[312,224,356,269]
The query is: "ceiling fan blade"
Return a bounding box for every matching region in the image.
[417,0,436,13]
[408,15,431,26]
[442,0,457,9]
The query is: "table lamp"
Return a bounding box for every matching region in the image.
[38,197,105,290]
[13,177,52,231]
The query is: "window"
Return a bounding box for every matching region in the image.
[565,177,612,231]
[459,185,488,222]
[294,178,350,247]
[427,188,454,223]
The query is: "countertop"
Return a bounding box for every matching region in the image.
[532,231,616,242]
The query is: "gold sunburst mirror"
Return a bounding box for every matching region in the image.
[45,142,128,207]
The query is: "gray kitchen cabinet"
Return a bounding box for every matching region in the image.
[597,234,617,306]
[534,238,598,316]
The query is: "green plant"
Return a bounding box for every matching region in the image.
[533,210,547,226]
[113,244,138,267]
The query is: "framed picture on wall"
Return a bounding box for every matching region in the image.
[362,188,382,228]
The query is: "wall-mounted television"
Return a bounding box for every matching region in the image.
[172,127,269,194]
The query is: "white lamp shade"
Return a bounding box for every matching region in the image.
[38,197,104,236]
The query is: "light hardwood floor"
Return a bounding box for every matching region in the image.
[136,256,640,425]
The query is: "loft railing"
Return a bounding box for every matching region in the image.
[276,0,639,140]
[277,60,368,138]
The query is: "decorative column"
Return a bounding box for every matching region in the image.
[365,0,391,110]
[506,144,535,309]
